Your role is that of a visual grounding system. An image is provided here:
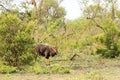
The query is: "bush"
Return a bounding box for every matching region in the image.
[96,44,120,58]
[0,65,17,73]
[28,62,71,74]
[96,19,120,58]
[51,64,71,74]
[33,66,50,74]
[0,61,17,73]
[0,14,35,67]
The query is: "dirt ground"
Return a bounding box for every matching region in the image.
[0,66,120,80]
[0,56,120,80]
[0,67,120,80]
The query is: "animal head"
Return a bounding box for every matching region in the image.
[50,46,58,57]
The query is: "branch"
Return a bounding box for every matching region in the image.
[87,17,106,33]
[31,0,38,17]
[39,0,44,12]
[62,32,75,40]
[0,4,10,11]
[92,19,106,33]
[70,53,80,61]
[50,59,68,62]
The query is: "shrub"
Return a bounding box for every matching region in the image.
[33,66,49,74]
[96,19,120,58]
[51,64,71,74]
[0,61,17,73]
[0,65,17,73]
[0,14,35,67]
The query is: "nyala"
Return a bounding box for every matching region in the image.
[34,44,58,65]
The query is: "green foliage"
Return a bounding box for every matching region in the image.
[59,68,70,74]
[24,61,71,74]
[81,38,93,46]
[71,70,103,80]
[0,61,17,73]
[0,65,17,74]
[0,14,35,67]
[51,64,71,74]
[0,0,120,75]
[116,11,120,19]
[83,5,103,18]
[39,0,66,19]
[86,70,103,80]
[33,66,50,74]
[37,0,66,30]
[96,19,120,58]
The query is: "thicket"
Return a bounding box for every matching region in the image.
[96,19,120,58]
[0,0,120,74]
[0,14,35,68]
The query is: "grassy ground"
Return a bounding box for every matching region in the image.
[0,54,120,80]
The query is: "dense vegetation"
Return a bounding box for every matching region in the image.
[0,0,120,75]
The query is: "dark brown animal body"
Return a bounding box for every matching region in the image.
[34,44,57,64]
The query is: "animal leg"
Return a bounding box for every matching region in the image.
[44,51,50,65]
[46,59,50,65]
[34,52,38,62]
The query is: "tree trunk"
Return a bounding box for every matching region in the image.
[31,0,38,17]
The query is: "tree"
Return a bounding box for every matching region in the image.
[0,0,17,13]
[0,14,35,67]
[96,19,120,58]
[37,0,66,29]
[29,0,66,43]
[31,0,39,17]
[30,0,65,26]
[78,0,120,58]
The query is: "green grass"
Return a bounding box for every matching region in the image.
[0,54,120,80]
